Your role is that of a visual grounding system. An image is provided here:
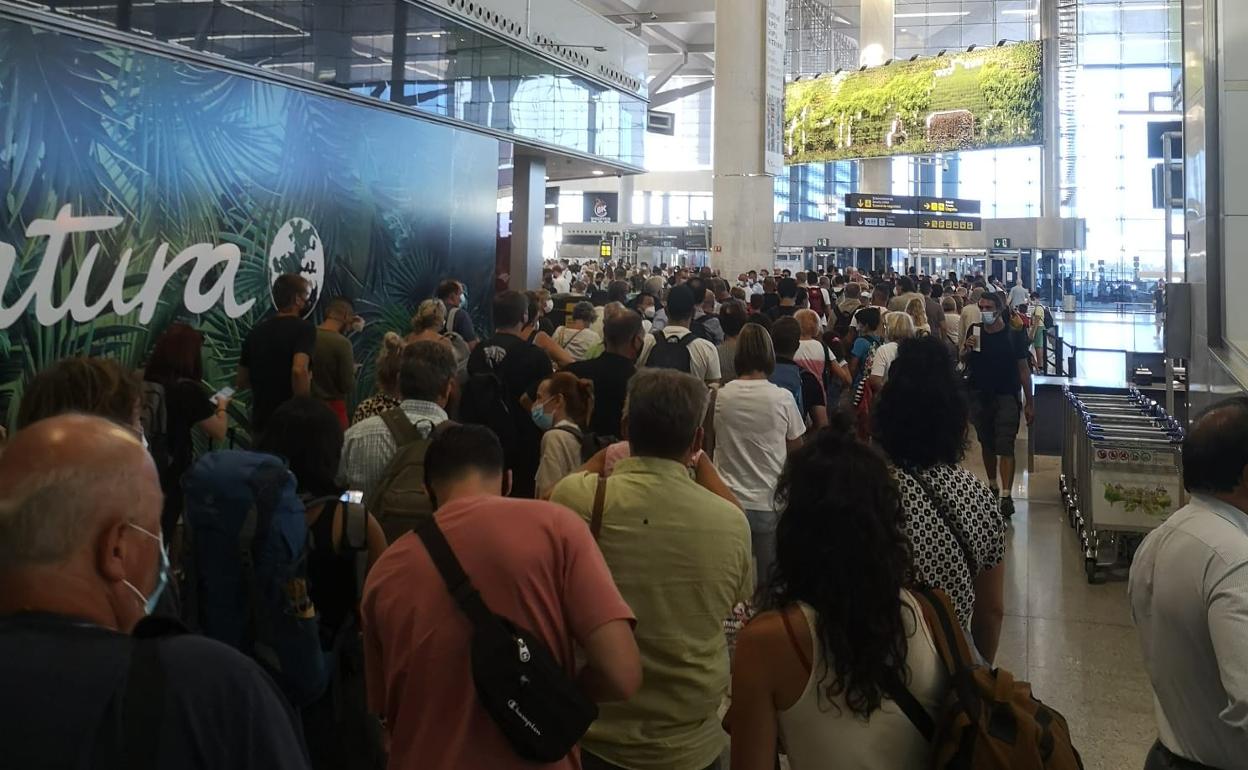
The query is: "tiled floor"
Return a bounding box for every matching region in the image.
[988,452,1156,770]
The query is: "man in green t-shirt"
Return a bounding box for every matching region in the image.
[311,297,358,429]
[552,369,752,770]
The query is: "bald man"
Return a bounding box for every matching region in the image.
[0,415,311,770]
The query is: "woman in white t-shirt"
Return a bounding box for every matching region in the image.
[868,311,915,393]
[713,324,806,588]
[726,419,947,770]
[551,301,602,362]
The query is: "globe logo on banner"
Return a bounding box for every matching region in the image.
[268,218,324,315]
[593,198,610,221]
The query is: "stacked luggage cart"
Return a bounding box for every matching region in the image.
[1058,387,1185,583]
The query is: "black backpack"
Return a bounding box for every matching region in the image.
[1042,305,1056,329]
[645,330,696,373]
[138,380,172,475]
[460,359,519,462]
[831,304,854,339]
[415,518,596,762]
[553,425,616,463]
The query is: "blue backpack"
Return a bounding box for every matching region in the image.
[180,450,329,706]
[770,361,805,416]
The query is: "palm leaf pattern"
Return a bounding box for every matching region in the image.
[0,17,497,430]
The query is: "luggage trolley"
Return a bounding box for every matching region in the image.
[1058,388,1185,583]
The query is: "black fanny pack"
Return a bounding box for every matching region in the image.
[415,518,597,762]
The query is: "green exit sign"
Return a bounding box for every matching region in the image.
[994,238,1012,249]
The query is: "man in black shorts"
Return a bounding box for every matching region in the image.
[962,290,1034,518]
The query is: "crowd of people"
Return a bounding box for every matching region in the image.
[2,257,1241,770]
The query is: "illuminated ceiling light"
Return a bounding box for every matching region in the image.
[1002,8,1038,15]
[592,169,605,176]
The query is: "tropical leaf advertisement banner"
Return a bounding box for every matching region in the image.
[0,16,499,430]
[784,41,1043,163]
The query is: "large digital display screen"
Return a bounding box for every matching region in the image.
[784,41,1043,164]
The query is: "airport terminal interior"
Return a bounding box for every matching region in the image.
[1,0,1246,769]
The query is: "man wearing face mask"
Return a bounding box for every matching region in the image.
[635,293,657,333]
[568,312,645,439]
[0,414,311,770]
[963,290,1035,519]
[237,273,317,434]
[312,297,361,430]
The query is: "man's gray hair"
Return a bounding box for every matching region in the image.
[0,466,151,568]
[626,369,708,460]
[643,275,666,300]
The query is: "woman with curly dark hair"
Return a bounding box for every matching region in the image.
[873,336,1008,661]
[726,416,946,769]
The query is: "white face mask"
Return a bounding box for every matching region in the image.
[543,299,554,313]
[350,316,365,334]
[643,306,655,319]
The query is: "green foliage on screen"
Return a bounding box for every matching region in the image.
[784,41,1043,163]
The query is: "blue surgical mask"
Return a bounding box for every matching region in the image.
[122,522,170,616]
[981,310,998,325]
[530,400,555,431]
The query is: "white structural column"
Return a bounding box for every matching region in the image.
[1039,0,1061,217]
[618,174,635,225]
[859,0,894,194]
[711,0,777,276]
[510,155,546,291]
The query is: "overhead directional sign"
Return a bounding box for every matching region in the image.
[845,193,915,212]
[845,211,918,228]
[994,237,1013,248]
[917,196,982,215]
[918,214,982,231]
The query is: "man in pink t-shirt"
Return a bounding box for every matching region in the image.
[361,424,640,770]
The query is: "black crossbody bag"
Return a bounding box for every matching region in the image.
[414,518,597,762]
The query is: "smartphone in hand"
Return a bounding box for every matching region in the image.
[211,386,235,405]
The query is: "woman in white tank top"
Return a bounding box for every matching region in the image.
[726,419,948,769]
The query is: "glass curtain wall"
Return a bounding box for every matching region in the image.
[780,0,1181,311]
[1066,0,1181,309]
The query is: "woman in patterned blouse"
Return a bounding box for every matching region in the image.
[873,335,1008,663]
[352,332,404,425]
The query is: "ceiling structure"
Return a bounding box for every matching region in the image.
[579,0,1041,104]
[577,0,717,107]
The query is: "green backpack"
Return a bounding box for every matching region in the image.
[368,410,452,543]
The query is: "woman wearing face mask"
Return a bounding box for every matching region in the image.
[532,372,595,499]
[532,289,557,336]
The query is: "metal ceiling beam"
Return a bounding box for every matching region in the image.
[647,51,687,94]
[649,42,714,54]
[605,11,716,24]
[649,77,712,107]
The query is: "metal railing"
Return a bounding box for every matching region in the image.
[1037,327,1078,378]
